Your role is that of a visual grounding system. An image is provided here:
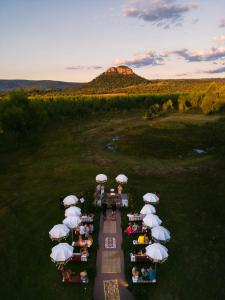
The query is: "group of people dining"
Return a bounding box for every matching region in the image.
[132,266,156,283]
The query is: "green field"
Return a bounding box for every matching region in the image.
[0,111,225,299]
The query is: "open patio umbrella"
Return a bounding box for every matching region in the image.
[143,214,162,228]
[49,224,70,241]
[145,243,168,263]
[63,195,79,207]
[151,226,171,243]
[96,174,107,184]
[143,193,159,204]
[63,216,81,243]
[50,243,73,263]
[115,174,128,184]
[140,204,156,215]
[65,206,81,217]
[63,216,81,229]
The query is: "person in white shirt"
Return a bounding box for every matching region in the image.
[79,224,85,237]
[79,194,85,210]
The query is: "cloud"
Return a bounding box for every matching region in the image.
[172,47,225,62]
[115,50,165,68]
[205,66,225,74]
[66,65,102,71]
[124,0,199,28]
[219,18,225,28]
[213,35,225,42]
[175,72,189,77]
[192,18,199,24]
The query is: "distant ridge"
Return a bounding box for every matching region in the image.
[0,79,81,92]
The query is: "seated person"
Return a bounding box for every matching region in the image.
[137,235,145,244]
[62,269,75,281]
[141,268,149,280]
[124,223,134,234]
[80,270,88,283]
[132,267,140,282]
[80,247,89,256]
[147,266,156,282]
[132,223,139,232]
[89,224,94,234]
[78,235,89,247]
[144,234,150,244]
[84,224,90,238]
[79,224,86,238]
[87,234,93,247]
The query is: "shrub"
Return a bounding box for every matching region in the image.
[162,99,174,112]
[178,95,188,112]
[144,103,161,119]
[0,90,48,135]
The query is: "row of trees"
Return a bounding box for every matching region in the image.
[0,84,224,137]
[144,83,225,119]
[0,91,178,135]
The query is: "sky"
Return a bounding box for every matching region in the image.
[0,0,225,82]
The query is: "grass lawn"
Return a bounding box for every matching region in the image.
[0,111,225,299]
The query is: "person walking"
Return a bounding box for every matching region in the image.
[102,200,107,219]
[59,196,64,209]
[79,194,85,210]
[111,199,116,217]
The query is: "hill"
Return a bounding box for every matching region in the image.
[0,79,81,91]
[74,66,149,93]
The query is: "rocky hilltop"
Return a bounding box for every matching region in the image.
[76,65,149,92]
[105,66,134,75]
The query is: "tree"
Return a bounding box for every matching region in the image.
[162,99,174,112]
[201,82,218,114]
[0,90,48,135]
[178,95,188,112]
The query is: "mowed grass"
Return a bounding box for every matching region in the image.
[0,111,225,299]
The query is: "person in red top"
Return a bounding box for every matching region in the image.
[124,223,134,234]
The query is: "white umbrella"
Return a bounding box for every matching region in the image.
[143,214,162,228]
[63,216,81,229]
[96,174,107,183]
[49,224,70,241]
[151,226,171,243]
[63,195,79,207]
[65,206,81,217]
[146,243,168,263]
[50,243,73,263]
[140,204,156,215]
[115,174,128,184]
[143,193,159,203]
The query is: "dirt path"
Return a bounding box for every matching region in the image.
[93,209,135,300]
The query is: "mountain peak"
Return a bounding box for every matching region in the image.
[105,66,134,75]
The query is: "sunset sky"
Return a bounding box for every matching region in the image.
[1,0,225,82]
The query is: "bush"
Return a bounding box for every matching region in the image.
[144,103,161,119]
[178,94,188,112]
[162,99,174,112]
[0,90,48,135]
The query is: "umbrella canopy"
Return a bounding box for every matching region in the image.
[49,224,70,241]
[65,206,81,217]
[115,174,128,184]
[143,214,162,228]
[50,243,73,263]
[151,226,171,243]
[63,195,79,207]
[146,243,168,263]
[140,204,156,215]
[96,174,107,183]
[143,193,159,204]
[63,216,81,229]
